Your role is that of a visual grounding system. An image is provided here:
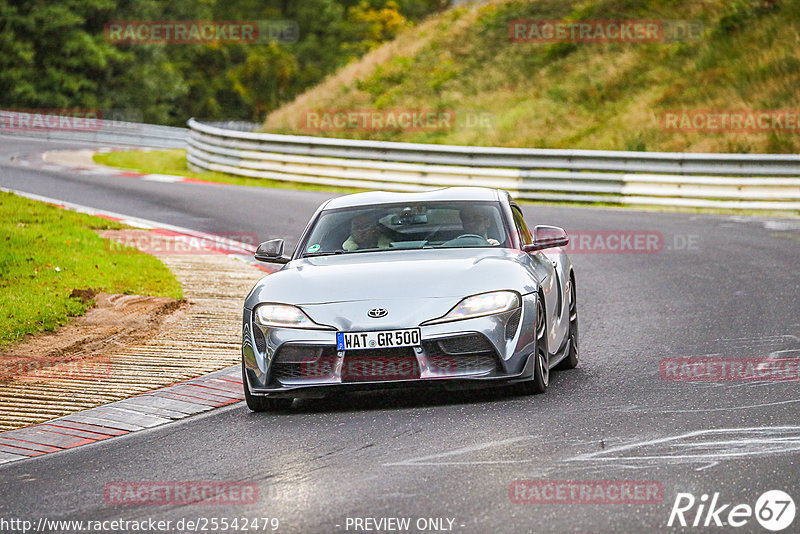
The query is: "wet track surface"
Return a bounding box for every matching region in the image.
[1,136,799,532]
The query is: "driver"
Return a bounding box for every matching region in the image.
[459,206,500,245]
[342,212,393,251]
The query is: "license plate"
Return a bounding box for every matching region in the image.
[336,328,421,351]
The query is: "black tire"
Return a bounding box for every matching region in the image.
[520,298,549,395]
[242,365,293,412]
[555,274,579,370]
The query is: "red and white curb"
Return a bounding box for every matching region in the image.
[0,187,279,464]
[10,148,232,185]
[0,366,243,464]
[106,170,230,186]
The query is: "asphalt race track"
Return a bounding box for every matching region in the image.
[1,136,799,533]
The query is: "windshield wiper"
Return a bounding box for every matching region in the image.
[302,250,345,258]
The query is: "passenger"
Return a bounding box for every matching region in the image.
[342,212,393,251]
[459,206,500,245]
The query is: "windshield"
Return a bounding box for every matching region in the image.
[299,202,508,257]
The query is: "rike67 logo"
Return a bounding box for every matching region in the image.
[668,490,795,531]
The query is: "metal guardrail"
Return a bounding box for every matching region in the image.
[0,110,186,149]
[199,121,260,132]
[187,119,800,210]
[3,111,797,210]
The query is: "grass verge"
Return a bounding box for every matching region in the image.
[0,191,183,349]
[264,0,800,154]
[93,149,366,194]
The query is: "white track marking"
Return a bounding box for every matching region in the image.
[384,427,800,471]
[141,173,183,182]
[617,398,800,414]
[567,426,800,465]
[383,435,537,466]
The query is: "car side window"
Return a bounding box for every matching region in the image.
[511,206,533,246]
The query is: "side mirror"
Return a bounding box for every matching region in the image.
[522,225,569,252]
[254,239,290,264]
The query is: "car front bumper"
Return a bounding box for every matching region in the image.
[242,293,538,398]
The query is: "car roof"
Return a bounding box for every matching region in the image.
[323,187,507,210]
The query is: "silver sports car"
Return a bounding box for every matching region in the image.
[242,187,578,411]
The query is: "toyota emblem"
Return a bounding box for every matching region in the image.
[367,308,388,318]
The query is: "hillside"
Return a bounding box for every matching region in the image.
[263,0,800,153]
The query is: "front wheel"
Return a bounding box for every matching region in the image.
[242,365,293,412]
[520,298,549,395]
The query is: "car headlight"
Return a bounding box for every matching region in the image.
[422,291,520,325]
[253,304,332,330]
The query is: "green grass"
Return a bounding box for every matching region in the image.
[0,192,183,349]
[93,149,367,194]
[263,0,800,154]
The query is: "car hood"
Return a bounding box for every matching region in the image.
[245,248,538,309]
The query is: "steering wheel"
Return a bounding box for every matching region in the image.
[442,233,491,247]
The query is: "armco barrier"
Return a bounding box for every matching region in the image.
[186,119,800,211]
[0,110,185,149]
[3,111,797,210]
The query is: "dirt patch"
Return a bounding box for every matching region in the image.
[0,292,188,382]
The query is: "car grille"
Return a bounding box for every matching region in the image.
[504,308,521,339]
[270,345,337,382]
[423,334,499,374]
[342,348,421,382]
[252,327,267,353]
[427,353,498,373]
[436,334,494,355]
[270,363,305,381]
[269,334,500,383]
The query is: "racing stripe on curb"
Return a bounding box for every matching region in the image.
[0,366,241,465]
[8,148,233,185]
[39,148,233,185]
